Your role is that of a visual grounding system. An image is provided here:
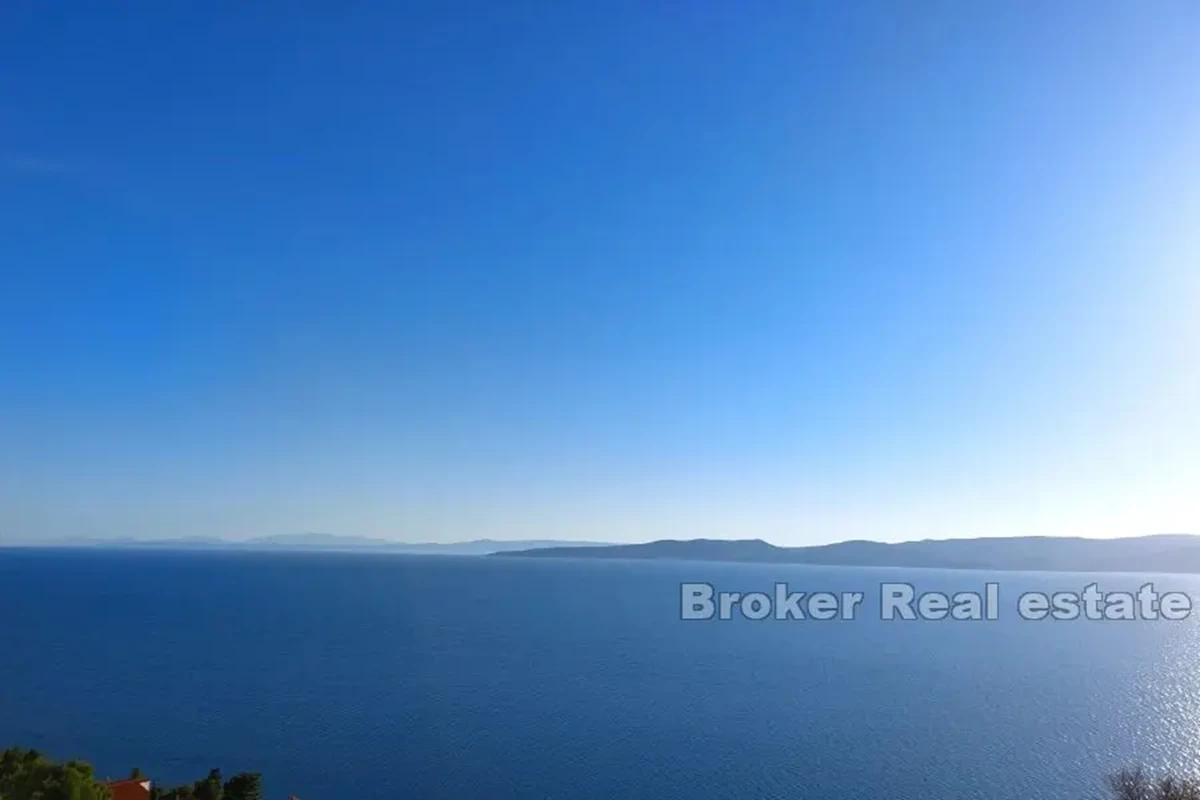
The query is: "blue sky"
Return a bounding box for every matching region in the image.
[2,2,1198,544]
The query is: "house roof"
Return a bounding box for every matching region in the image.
[106,778,152,800]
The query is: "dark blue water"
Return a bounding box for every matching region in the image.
[3,549,1200,799]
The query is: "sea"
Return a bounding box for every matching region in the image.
[3,548,1200,800]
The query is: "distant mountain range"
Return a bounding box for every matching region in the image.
[11,532,1200,573]
[1,533,611,556]
[495,534,1200,574]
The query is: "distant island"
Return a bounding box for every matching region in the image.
[10,532,1200,574]
[494,534,1200,575]
[0,533,612,556]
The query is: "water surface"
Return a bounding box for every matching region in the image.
[2,549,1198,799]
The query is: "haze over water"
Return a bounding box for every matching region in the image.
[4,2,1199,547]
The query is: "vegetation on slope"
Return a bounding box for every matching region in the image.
[6,744,1199,800]
[0,747,110,800]
[149,767,261,800]
[1106,768,1200,800]
[0,749,263,800]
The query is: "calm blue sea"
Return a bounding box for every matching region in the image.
[2,549,1200,799]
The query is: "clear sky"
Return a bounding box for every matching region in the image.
[2,2,1198,545]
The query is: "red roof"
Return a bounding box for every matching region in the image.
[106,778,152,800]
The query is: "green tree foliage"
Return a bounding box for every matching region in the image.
[0,747,111,800]
[221,773,262,800]
[193,769,222,800]
[150,770,262,800]
[1107,768,1200,800]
